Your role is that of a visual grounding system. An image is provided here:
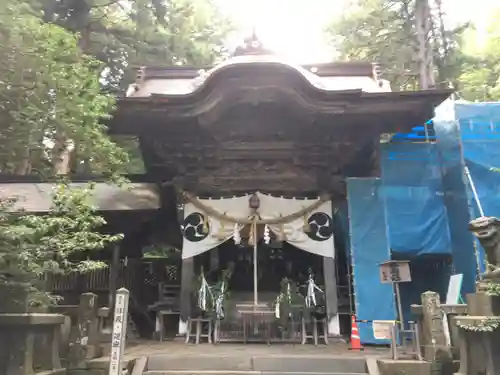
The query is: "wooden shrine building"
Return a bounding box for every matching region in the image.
[0,37,452,340]
[108,37,451,338]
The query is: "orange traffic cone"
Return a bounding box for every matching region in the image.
[348,315,364,351]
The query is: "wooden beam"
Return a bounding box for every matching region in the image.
[0,182,160,212]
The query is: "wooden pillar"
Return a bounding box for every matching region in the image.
[108,244,121,309]
[178,257,194,335]
[323,256,340,336]
[210,247,219,272]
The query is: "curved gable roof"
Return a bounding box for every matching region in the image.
[128,57,387,98]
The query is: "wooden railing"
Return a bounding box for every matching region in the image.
[47,259,180,291]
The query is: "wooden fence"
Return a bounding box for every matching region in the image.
[46,258,181,307]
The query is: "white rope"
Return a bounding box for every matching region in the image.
[182,190,329,225]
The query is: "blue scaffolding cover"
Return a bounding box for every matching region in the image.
[347,178,396,344]
[456,103,500,274]
[432,100,491,292]
[380,142,451,255]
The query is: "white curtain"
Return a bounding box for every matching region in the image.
[181,192,335,259]
[258,194,335,258]
[181,194,251,259]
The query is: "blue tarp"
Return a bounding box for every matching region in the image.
[345,101,500,337]
[432,101,500,292]
[380,142,451,255]
[456,103,500,274]
[347,178,396,344]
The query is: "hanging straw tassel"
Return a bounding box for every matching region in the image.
[216,220,226,240]
[202,213,209,234]
[198,271,209,311]
[277,223,287,242]
[215,281,226,319]
[233,223,241,245]
[302,213,311,233]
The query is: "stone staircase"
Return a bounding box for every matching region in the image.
[141,354,370,375]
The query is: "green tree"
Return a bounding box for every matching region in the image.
[40,0,232,91]
[0,183,123,309]
[0,0,129,177]
[457,9,500,101]
[0,0,231,176]
[325,0,468,91]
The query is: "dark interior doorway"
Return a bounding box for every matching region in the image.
[195,240,325,293]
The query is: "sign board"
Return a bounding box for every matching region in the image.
[379,261,412,284]
[445,273,464,304]
[372,320,396,340]
[109,288,129,375]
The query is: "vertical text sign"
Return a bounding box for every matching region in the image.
[109,288,129,375]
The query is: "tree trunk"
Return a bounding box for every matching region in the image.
[13,148,32,175]
[52,134,72,175]
[415,0,435,89]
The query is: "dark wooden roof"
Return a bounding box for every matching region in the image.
[114,58,451,133]
[105,58,453,195]
[109,88,452,136]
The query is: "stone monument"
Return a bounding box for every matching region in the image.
[451,216,500,375]
[469,216,500,281]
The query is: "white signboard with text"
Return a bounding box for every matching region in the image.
[109,288,129,375]
[372,320,396,340]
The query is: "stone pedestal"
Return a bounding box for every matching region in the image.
[0,313,65,375]
[454,316,500,375]
[466,293,500,316]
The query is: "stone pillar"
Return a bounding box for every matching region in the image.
[323,256,340,336]
[420,291,453,375]
[68,292,100,369]
[178,257,194,335]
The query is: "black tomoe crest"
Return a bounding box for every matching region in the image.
[182,213,209,242]
[306,212,334,241]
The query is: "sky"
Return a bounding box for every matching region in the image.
[217,0,498,63]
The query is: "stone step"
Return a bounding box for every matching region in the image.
[144,372,367,375]
[146,356,368,374]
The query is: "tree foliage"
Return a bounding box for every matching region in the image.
[40,0,232,91]
[0,0,231,177]
[0,1,128,177]
[457,9,500,101]
[325,0,469,91]
[0,183,123,307]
